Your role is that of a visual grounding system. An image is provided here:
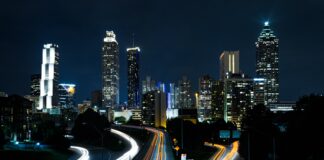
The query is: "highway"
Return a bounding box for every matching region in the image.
[70,146,90,160]
[205,141,240,160]
[70,128,139,160]
[143,127,174,160]
[116,125,174,160]
[111,129,139,160]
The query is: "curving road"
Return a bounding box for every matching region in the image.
[205,141,240,160]
[70,128,139,160]
[111,129,139,160]
[70,146,90,160]
[143,127,174,160]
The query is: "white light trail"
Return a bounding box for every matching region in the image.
[70,146,89,160]
[111,129,139,160]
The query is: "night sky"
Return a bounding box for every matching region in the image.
[1,0,323,103]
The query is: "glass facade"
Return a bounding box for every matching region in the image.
[127,47,140,108]
[102,31,119,109]
[256,22,279,104]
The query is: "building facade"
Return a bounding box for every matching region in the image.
[253,78,266,106]
[38,43,59,113]
[224,73,253,129]
[211,80,224,120]
[58,83,76,108]
[31,74,41,97]
[178,76,192,108]
[142,76,156,94]
[102,31,119,109]
[220,51,240,80]
[256,22,279,105]
[127,47,141,108]
[141,90,166,128]
[198,75,213,122]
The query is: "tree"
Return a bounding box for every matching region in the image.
[72,108,111,145]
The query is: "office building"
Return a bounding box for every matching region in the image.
[142,76,156,94]
[178,76,192,108]
[0,95,32,141]
[127,47,140,108]
[91,90,102,109]
[269,101,295,113]
[38,43,59,113]
[256,21,279,104]
[211,80,224,120]
[58,83,76,108]
[220,51,240,80]
[224,73,253,129]
[198,75,213,122]
[102,31,120,109]
[253,78,266,106]
[31,74,41,97]
[141,90,167,128]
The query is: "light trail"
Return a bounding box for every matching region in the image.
[223,141,239,160]
[111,129,139,160]
[144,127,168,160]
[205,142,226,160]
[70,146,90,160]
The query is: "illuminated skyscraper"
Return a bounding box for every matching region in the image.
[178,76,192,108]
[224,73,253,129]
[58,83,76,108]
[256,21,279,104]
[220,51,239,80]
[127,47,140,108]
[253,78,266,106]
[102,31,119,109]
[38,44,59,112]
[198,75,213,122]
[142,76,156,94]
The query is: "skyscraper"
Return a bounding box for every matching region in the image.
[198,75,213,122]
[141,90,167,128]
[253,78,266,106]
[38,44,59,112]
[256,21,279,104]
[102,31,119,109]
[224,73,253,129]
[58,83,76,108]
[220,51,240,80]
[31,74,41,97]
[127,47,140,108]
[178,76,192,108]
[142,76,156,94]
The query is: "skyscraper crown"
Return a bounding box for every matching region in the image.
[104,31,118,43]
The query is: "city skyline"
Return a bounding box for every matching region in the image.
[1,0,324,103]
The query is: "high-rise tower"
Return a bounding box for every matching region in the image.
[127,47,140,108]
[219,51,240,80]
[102,31,119,109]
[256,21,279,104]
[38,44,59,112]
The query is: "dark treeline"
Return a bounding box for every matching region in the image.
[239,94,324,160]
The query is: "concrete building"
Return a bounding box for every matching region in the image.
[38,43,59,114]
[220,51,240,80]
